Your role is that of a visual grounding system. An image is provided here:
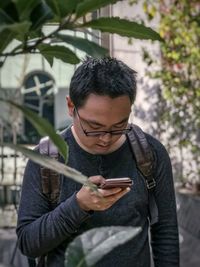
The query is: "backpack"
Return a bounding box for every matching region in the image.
[39,124,158,225]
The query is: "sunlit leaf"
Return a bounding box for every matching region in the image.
[81,17,163,41]
[38,44,80,66]
[65,226,141,267]
[4,143,89,186]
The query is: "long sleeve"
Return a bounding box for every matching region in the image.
[149,139,180,266]
[16,160,91,258]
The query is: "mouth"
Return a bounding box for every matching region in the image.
[96,144,110,148]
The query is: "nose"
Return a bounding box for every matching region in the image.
[99,132,112,142]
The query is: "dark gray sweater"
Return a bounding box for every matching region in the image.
[17,128,179,267]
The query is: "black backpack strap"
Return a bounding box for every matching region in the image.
[127,124,158,225]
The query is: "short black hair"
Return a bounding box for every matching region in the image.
[69,57,137,108]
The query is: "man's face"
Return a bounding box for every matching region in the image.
[67,94,132,154]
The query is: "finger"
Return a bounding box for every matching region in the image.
[98,187,122,196]
[92,188,130,210]
[115,187,131,198]
[88,175,105,186]
[104,187,131,202]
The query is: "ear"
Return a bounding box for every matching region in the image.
[66,96,75,117]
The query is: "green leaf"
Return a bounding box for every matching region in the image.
[0,21,31,38]
[0,8,14,25]
[46,0,81,18]
[26,28,45,40]
[40,52,53,67]
[56,34,108,58]
[0,99,68,161]
[38,44,80,66]
[0,29,15,53]
[1,1,19,22]
[30,1,54,30]
[14,0,41,21]
[0,0,12,10]
[81,17,164,41]
[4,143,88,185]
[65,226,141,267]
[76,0,121,18]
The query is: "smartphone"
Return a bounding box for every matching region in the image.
[99,177,133,189]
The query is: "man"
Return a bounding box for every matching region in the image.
[17,57,179,267]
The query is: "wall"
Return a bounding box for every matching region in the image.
[110,0,161,131]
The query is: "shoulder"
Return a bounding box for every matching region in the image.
[145,133,168,152]
[34,126,72,155]
[144,132,171,163]
[143,133,173,183]
[61,125,73,142]
[129,124,170,162]
[24,145,41,174]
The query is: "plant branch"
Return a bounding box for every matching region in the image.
[0,18,74,58]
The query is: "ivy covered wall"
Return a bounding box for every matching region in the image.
[139,0,200,187]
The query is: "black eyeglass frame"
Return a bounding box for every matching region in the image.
[74,107,132,137]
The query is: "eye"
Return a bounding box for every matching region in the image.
[87,123,102,130]
[90,126,102,130]
[114,122,127,129]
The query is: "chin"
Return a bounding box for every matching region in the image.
[93,145,112,155]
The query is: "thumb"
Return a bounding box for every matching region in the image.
[88,175,105,186]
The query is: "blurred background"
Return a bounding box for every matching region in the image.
[0,0,199,266]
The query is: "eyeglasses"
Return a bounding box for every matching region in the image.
[74,107,131,137]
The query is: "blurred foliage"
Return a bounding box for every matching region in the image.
[0,0,162,68]
[65,226,141,267]
[141,0,200,186]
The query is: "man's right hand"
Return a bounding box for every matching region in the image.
[76,175,130,212]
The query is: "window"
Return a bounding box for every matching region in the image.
[22,71,55,144]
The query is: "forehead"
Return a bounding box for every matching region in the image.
[78,94,132,122]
